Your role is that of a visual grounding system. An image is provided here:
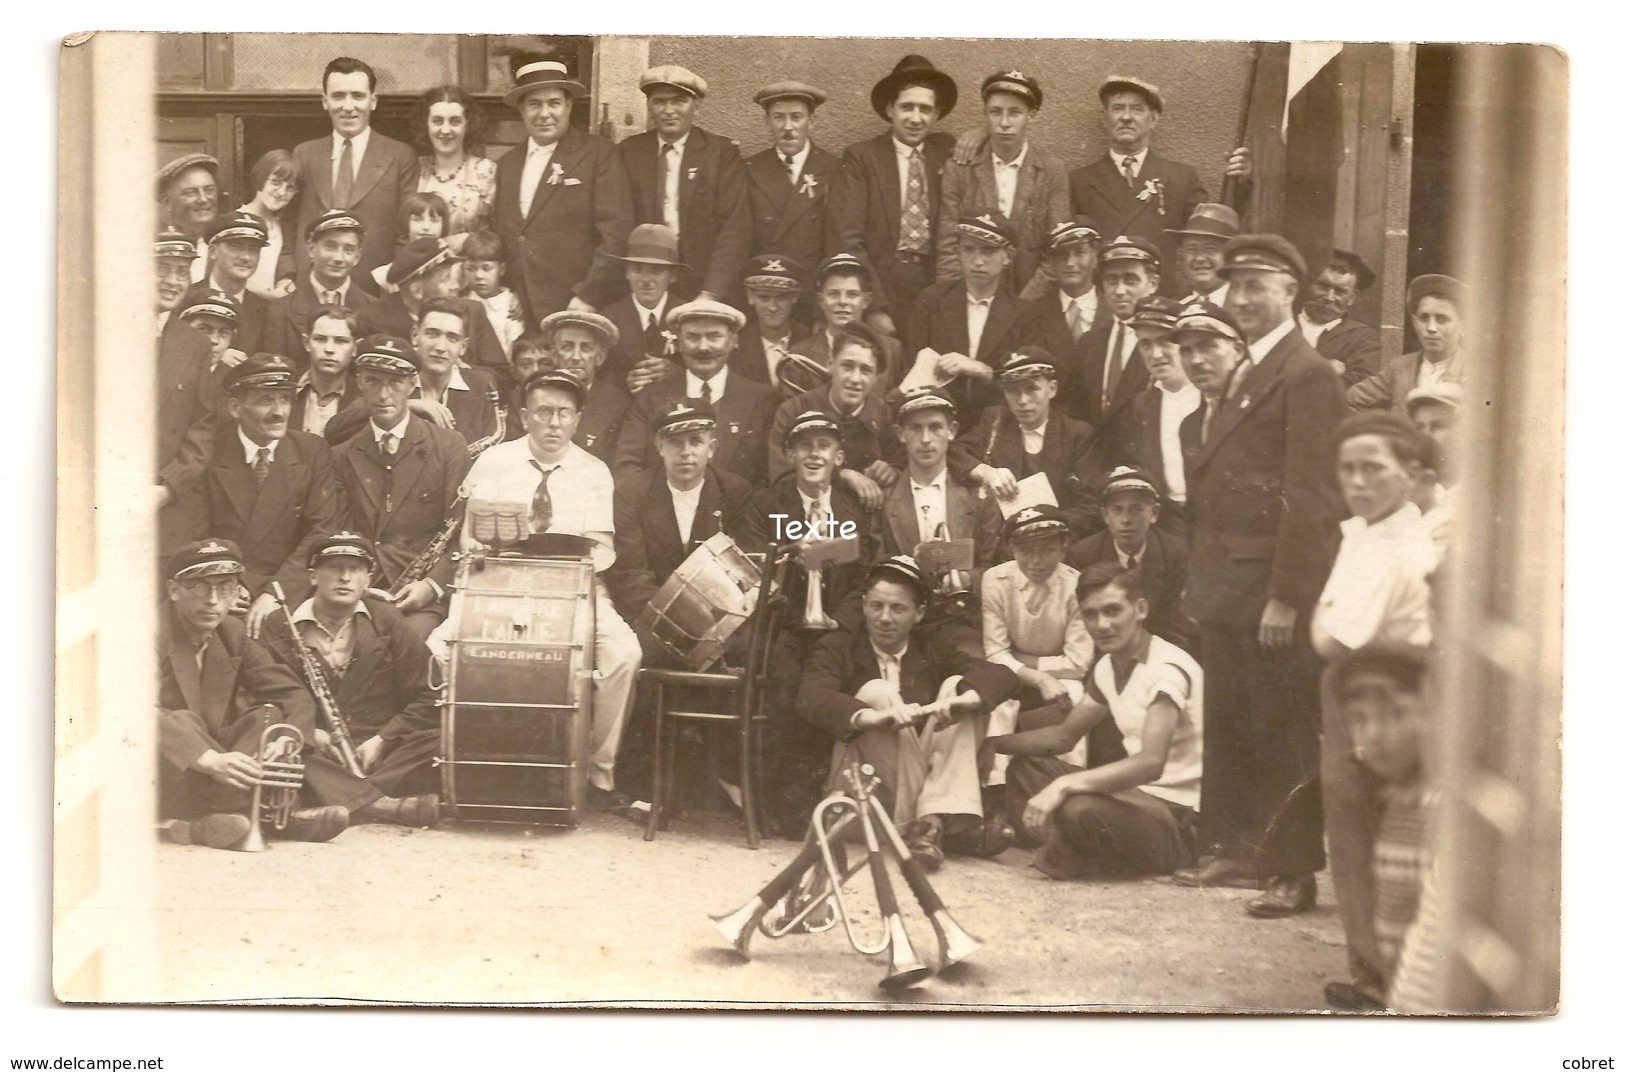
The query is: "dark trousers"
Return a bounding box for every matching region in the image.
[366,728,442,799]
[1321,668,1386,996]
[160,751,380,821]
[1198,622,1325,877]
[1006,756,1198,875]
[765,626,829,833]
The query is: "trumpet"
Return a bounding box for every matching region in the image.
[241,705,306,853]
[709,763,981,990]
[796,510,839,632]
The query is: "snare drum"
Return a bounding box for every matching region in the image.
[439,553,595,826]
[636,532,761,671]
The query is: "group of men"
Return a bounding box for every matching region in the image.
[151,48,1469,1007]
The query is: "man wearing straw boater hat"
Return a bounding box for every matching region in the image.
[601,223,688,393]
[619,64,752,306]
[493,54,634,330]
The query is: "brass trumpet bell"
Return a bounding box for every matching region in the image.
[708,897,770,959]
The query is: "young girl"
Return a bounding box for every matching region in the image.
[239,149,302,299]
[372,192,450,293]
[463,230,523,360]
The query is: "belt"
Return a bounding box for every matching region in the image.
[891,249,930,264]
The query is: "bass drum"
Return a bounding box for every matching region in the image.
[636,532,761,671]
[439,553,595,826]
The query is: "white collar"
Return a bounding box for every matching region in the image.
[1060,288,1095,313]
[371,414,411,444]
[1299,310,1341,333]
[1247,316,1298,365]
[871,639,909,664]
[892,136,925,159]
[909,469,947,494]
[1340,500,1425,539]
[527,136,560,156]
[658,131,691,153]
[528,439,578,470]
[780,142,811,168]
[1115,542,1146,568]
[156,310,171,335]
[1017,568,1054,593]
[238,426,279,465]
[636,292,669,325]
[1108,147,1147,168]
[966,291,994,308]
[1158,380,1201,404]
[668,479,704,499]
[309,273,350,299]
[291,597,371,626]
[1018,419,1048,439]
[797,484,832,515]
[991,142,1029,168]
[686,366,728,399]
[333,127,372,157]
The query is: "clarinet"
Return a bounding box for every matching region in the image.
[269,582,365,778]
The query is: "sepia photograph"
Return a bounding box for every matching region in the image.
[46,16,1580,1041]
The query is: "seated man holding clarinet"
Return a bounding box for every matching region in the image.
[797,554,1020,872]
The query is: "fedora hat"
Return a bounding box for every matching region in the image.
[871,55,957,121]
[504,58,587,108]
[1167,203,1242,242]
[610,223,687,268]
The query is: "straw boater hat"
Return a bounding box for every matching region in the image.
[504,59,587,108]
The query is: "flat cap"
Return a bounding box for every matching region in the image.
[1045,217,1103,252]
[1100,234,1161,269]
[997,347,1059,383]
[754,80,826,109]
[785,409,843,447]
[504,59,587,107]
[666,297,746,332]
[353,334,420,377]
[168,538,244,583]
[539,309,620,349]
[1171,299,1244,343]
[308,531,377,569]
[982,69,1042,110]
[1167,203,1242,242]
[1004,503,1070,544]
[654,400,718,438]
[1129,295,1184,335]
[1405,382,1463,413]
[1101,464,1160,501]
[177,287,239,324]
[956,211,1016,250]
[306,208,366,241]
[640,64,707,99]
[742,254,805,293]
[1220,234,1308,283]
[1099,75,1163,112]
[386,237,456,287]
[1406,273,1466,311]
[156,153,218,199]
[206,210,269,247]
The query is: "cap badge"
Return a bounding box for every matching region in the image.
[199,541,228,555]
[976,214,996,227]
[377,340,400,353]
[1013,507,1040,523]
[1004,70,1025,80]
[764,259,785,273]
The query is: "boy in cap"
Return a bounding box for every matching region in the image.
[1065,465,1193,653]
[1121,295,1202,536]
[458,369,643,803]
[264,209,378,361]
[1347,274,1468,414]
[188,210,272,354]
[256,532,442,822]
[618,65,751,305]
[203,352,348,639]
[739,409,880,832]
[936,70,1071,300]
[1299,248,1383,387]
[492,54,633,326]
[989,562,1204,880]
[1070,235,1160,458]
[954,346,1109,539]
[731,254,809,390]
[789,252,903,387]
[1015,218,1107,375]
[329,334,472,640]
[155,227,223,560]
[906,212,1022,419]
[798,555,1020,869]
[601,222,686,392]
[744,82,845,303]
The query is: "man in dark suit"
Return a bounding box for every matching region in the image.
[190,211,273,355]
[615,299,779,488]
[905,212,1022,420]
[1016,218,1109,402]
[1119,296,1203,537]
[156,227,222,561]
[356,238,505,371]
[1168,202,1241,308]
[1070,236,1160,460]
[493,58,634,328]
[290,57,418,278]
[731,254,809,391]
[1167,242,1344,919]
[530,310,631,464]
[619,65,752,306]
[1068,76,1251,290]
[1298,249,1383,388]
[797,555,1020,869]
[203,353,347,640]
[264,209,378,362]
[838,56,959,328]
[330,335,472,640]
[600,224,684,394]
[1064,466,1192,652]
[744,81,847,321]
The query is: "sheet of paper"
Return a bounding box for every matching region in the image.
[997,472,1060,518]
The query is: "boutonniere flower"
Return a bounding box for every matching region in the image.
[1136,177,1167,216]
[687,166,699,181]
[546,163,565,186]
[660,329,677,355]
[799,172,819,199]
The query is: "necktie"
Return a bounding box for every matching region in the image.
[899,149,929,252]
[252,447,271,486]
[1024,578,1047,616]
[1066,298,1086,342]
[1122,154,1138,189]
[1201,401,1216,445]
[520,145,543,217]
[660,143,678,231]
[783,153,798,186]
[643,312,662,357]
[880,652,899,687]
[322,288,341,305]
[1126,554,1139,572]
[699,379,713,406]
[334,138,355,209]
[529,460,555,533]
[1104,321,1127,407]
[381,432,397,457]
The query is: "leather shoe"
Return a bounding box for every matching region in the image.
[1172,855,1260,889]
[361,793,440,828]
[1030,838,1097,880]
[942,813,1015,858]
[166,813,252,850]
[279,805,349,843]
[1246,873,1317,918]
[901,817,945,873]
[1324,981,1388,1012]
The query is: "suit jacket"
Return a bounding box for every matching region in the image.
[903,279,1021,418]
[1065,526,1194,652]
[878,470,1003,594]
[1180,328,1344,626]
[331,414,472,594]
[601,294,679,389]
[157,315,222,554]
[745,141,847,270]
[767,382,904,483]
[615,373,779,488]
[1014,289,1108,407]
[1311,317,1384,388]
[1068,152,1206,290]
[729,317,807,388]
[323,364,501,449]
[494,128,635,326]
[796,624,1018,742]
[1070,317,1150,460]
[607,464,751,623]
[620,126,752,302]
[263,274,378,364]
[953,406,1109,539]
[203,427,347,602]
[356,291,506,371]
[258,598,438,741]
[738,477,881,635]
[290,131,419,276]
[935,140,1071,297]
[1346,350,1465,415]
[837,131,956,309]
[157,610,316,774]
[575,377,631,463]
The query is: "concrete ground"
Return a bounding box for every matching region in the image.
[154,807,1350,1011]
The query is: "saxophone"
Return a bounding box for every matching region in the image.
[389,489,468,598]
[465,388,508,459]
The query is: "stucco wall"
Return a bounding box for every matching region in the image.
[637,37,1254,192]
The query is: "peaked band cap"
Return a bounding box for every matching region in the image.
[309,531,377,568]
[893,389,957,422]
[956,211,1016,249]
[1101,234,1160,268]
[1129,295,1184,333]
[206,210,270,246]
[1219,234,1308,283]
[666,297,746,332]
[1167,203,1242,241]
[522,368,588,407]
[1046,217,1103,251]
[871,54,958,120]
[998,347,1058,382]
[504,59,587,107]
[640,64,708,99]
[353,334,420,376]
[1004,503,1070,543]
[156,152,218,199]
[1171,299,1243,342]
[785,409,843,447]
[816,251,873,286]
[981,69,1042,109]
[178,288,240,324]
[223,352,298,393]
[743,254,806,292]
[539,309,620,348]
[654,400,718,438]
[307,208,366,240]
[168,538,245,582]
[156,226,199,260]
[754,80,827,109]
[1099,75,1164,112]
[867,553,928,596]
[1101,464,1160,500]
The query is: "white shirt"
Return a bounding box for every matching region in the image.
[370,414,411,451]
[1314,502,1435,652]
[910,470,949,543]
[1108,147,1148,182]
[980,560,1091,679]
[966,293,993,357]
[1019,419,1047,456]
[1297,311,1339,348]
[1102,320,1139,399]
[1232,316,1297,397]
[1186,281,1230,308]
[331,127,373,190]
[519,138,559,218]
[797,486,832,522]
[893,137,925,216]
[156,310,171,337]
[658,132,690,237]
[309,272,355,306]
[241,207,284,298]
[636,293,670,334]
[238,426,279,467]
[990,142,1028,217]
[1087,635,1204,810]
[761,333,791,385]
[190,238,208,283]
[669,480,703,546]
[419,364,470,406]
[479,288,525,357]
[296,370,346,435]
[780,142,810,187]
[1060,288,1098,332]
[1417,351,1460,389]
[686,365,729,402]
[460,438,617,573]
[1156,381,1202,502]
[871,641,909,688]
